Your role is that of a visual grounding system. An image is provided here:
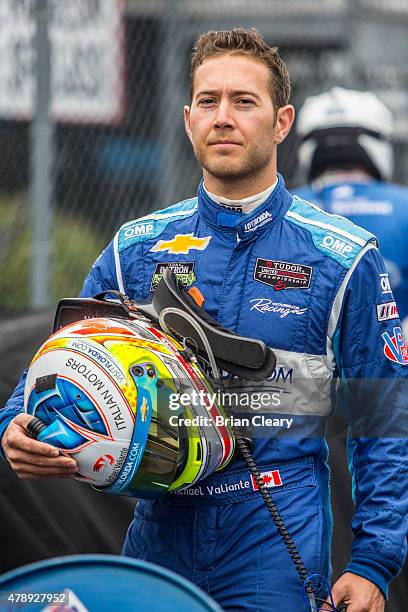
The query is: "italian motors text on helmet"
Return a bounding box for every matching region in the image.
[23,317,235,498]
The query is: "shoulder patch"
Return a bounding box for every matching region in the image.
[117,198,198,252]
[286,196,377,268]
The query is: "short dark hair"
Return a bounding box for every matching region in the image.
[190,28,291,109]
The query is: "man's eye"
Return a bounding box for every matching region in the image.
[199,98,216,105]
[237,98,254,105]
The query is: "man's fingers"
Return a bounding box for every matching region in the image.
[12,413,40,428]
[7,449,77,470]
[7,432,60,457]
[5,416,60,457]
[324,597,346,611]
[3,414,78,481]
[10,460,77,475]
[325,584,348,609]
[328,573,384,612]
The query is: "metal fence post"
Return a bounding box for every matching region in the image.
[30,0,54,308]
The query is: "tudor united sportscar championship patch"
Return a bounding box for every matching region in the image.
[150,261,196,291]
[254,258,312,291]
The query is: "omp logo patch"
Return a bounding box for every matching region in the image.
[320,233,354,258]
[123,222,155,240]
[380,273,392,295]
[150,234,211,254]
[150,261,196,291]
[254,259,312,291]
[382,326,408,365]
[377,301,399,322]
[250,470,282,491]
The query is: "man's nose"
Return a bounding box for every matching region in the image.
[214,100,234,129]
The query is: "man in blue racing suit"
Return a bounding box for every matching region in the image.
[1,30,407,612]
[295,87,408,336]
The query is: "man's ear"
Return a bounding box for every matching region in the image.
[184,105,193,142]
[274,105,295,145]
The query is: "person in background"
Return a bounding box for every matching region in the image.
[295,87,408,335]
[295,86,408,612]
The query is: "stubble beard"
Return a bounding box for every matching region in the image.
[194,143,274,182]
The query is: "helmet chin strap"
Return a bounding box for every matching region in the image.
[159,307,220,380]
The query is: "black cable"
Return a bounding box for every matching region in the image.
[233,431,314,593]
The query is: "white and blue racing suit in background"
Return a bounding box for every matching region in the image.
[1,175,408,610]
[295,176,408,335]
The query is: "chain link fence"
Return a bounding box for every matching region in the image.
[1,0,408,310]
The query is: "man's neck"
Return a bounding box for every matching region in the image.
[203,168,278,200]
[204,179,278,215]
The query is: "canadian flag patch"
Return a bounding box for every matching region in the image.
[250,470,282,491]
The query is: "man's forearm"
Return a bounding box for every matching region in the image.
[0,368,27,459]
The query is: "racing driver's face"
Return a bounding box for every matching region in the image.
[184,54,294,197]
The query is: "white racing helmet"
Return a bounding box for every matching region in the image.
[296,87,394,181]
[23,278,276,499]
[24,316,236,498]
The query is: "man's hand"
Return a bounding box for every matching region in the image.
[2,413,78,479]
[327,572,385,612]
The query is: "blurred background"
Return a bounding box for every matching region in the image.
[1,0,408,311]
[0,0,407,609]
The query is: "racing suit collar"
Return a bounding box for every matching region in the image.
[198,174,292,241]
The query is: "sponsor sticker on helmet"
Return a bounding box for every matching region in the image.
[150,261,196,291]
[254,258,312,291]
[377,301,399,322]
[93,454,115,473]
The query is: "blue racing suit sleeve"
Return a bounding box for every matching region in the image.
[0,239,119,460]
[333,245,408,597]
[80,239,119,298]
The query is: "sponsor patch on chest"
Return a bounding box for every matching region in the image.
[254,258,312,291]
[150,234,211,254]
[150,261,196,291]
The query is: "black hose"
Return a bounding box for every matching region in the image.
[234,431,314,592]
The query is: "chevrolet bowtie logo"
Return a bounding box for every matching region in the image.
[150,234,212,254]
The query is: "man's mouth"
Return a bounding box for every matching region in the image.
[209,140,242,148]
